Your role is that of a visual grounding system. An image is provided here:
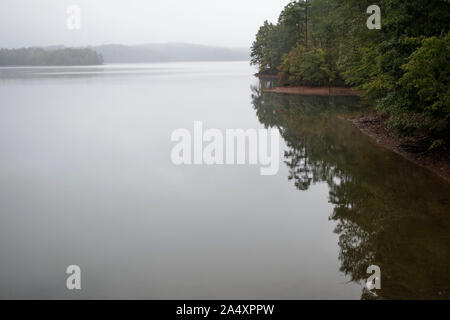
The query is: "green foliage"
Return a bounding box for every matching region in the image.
[252,0,450,149]
[379,34,450,144]
[251,1,308,74]
[401,34,450,113]
[281,45,337,86]
[0,47,103,66]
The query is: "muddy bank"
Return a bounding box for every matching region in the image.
[263,86,363,96]
[351,114,450,183]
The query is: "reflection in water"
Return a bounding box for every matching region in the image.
[251,79,450,299]
[0,63,233,80]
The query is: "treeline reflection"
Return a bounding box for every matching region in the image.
[251,80,450,299]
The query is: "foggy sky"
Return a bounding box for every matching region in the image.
[0,0,291,49]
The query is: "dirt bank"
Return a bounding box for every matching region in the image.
[351,114,450,183]
[263,86,363,96]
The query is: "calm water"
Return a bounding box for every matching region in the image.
[0,62,449,299]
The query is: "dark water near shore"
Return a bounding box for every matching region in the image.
[0,62,449,299]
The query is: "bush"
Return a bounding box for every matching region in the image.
[381,33,450,148]
[280,45,339,86]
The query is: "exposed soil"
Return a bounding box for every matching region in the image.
[263,86,363,96]
[351,113,450,183]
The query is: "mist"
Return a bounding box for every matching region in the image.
[0,0,291,49]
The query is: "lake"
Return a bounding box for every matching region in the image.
[0,62,449,299]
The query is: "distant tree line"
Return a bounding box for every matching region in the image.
[0,48,103,66]
[251,0,450,151]
[93,44,249,63]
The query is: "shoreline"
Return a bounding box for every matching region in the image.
[350,114,450,184]
[261,80,450,183]
[263,86,363,96]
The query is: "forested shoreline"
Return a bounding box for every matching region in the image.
[251,0,450,152]
[0,48,103,66]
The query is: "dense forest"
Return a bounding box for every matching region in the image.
[0,48,103,66]
[251,0,450,151]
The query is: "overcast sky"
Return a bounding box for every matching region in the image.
[0,0,292,49]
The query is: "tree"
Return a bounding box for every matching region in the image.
[251,1,308,74]
[252,0,450,148]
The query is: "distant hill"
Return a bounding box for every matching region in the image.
[91,43,250,63]
[0,43,250,66]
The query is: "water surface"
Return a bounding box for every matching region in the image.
[0,62,449,299]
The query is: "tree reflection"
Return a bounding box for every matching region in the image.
[251,80,450,299]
